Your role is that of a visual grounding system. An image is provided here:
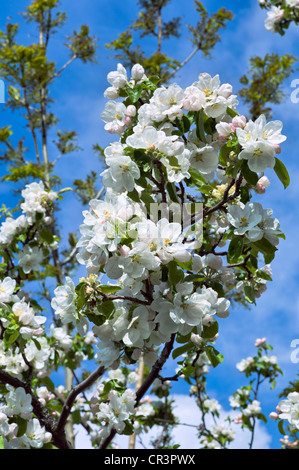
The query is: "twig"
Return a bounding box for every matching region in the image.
[56,365,105,435]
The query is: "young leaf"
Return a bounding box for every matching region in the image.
[274,157,290,189]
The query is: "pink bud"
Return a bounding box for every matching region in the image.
[273,144,281,154]
[120,245,131,256]
[269,412,279,420]
[255,177,270,194]
[232,115,247,129]
[255,182,266,194]
[126,105,136,117]
[125,116,131,126]
[33,328,44,337]
[255,337,267,347]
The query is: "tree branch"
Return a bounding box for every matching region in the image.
[56,365,105,435]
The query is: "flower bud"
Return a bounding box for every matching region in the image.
[126,105,136,117]
[120,245,131,256]
[255,176,270,194]
[255,337,267,347]
[218,83,233,98]
[232,115,246,129]
[131,64,145,81]
[104,86,119,99]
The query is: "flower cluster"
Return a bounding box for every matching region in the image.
[0,386,52,449]
[0,181,57,247]
[67,63,286,380]
[0,60,288,449]
[259,0,299,33]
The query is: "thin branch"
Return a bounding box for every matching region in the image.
[204,173,243,218]
[60,247,79,267]
[168,44,200,80]
[22,85,41,165]
[98,292,150,306]
[157,6,162,54]
[56,365,105,435]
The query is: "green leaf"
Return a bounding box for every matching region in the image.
[6,329,20,346]
[188,168,207,187]
[219,144,231,166]
[86,312,104,326]
[196,109,207,143]
[241,160,258,185]
[72,409,81,425]
[251,237,277,263]
[40,229,54,245]
[0,436,3,449]
[166,182,180,203]
[32,338,41,350]
[278,420,285,436]
[181,114,191,133]
[184,274,205,283]
[227,236,244,263]
[244,285,255,304]
[97,300,115,318]
[274,157,290,189]
[168,260,185,285]
[176,332,191,344]
[121,421,134,436]
[226,107,238,118]
[135,176,148,189]
[42,376,55,393]
[15,417,27,437]
[206,346,224,368]
[125,84,142,103]
[140,191,155,206]
[256,270,272,281]
[98,285,122,294]
[127,188,140,203]
[172,342,194,360]
[202,321,219,339]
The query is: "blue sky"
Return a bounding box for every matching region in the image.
[1,0,299,449]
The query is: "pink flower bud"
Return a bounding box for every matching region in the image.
[126,105,136,117]
[255,337,267,347]
[232,115,247,129]
[255,176,270,194]
[125,116,131,126]
[33,328,44,337]
[273,144,281,154]
[120,245,131,256]
[256,186,266,196]
[269,412,279,420]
